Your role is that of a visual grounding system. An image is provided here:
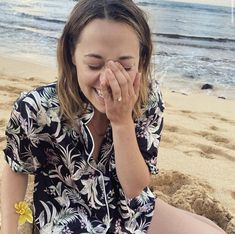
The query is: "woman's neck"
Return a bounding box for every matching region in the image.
[89,110,109,137]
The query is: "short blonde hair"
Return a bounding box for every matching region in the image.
[57,0,153,125]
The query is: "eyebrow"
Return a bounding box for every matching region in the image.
[84,53,135,60]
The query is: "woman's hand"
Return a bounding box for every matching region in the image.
[100,60,141,126]
[100,62,150,198]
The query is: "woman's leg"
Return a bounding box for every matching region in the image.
[180,208,224,231]
[147,198,226,234]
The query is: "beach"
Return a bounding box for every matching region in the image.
[0,55,234,233]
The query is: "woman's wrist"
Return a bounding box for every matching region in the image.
[110,117,134,130]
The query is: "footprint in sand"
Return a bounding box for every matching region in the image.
[231,191,235,200]
[183,144,235,161]
[150,170,234,233]
[161,134,182,147]
[218,116,235,124]
[27,77,47,86]
[164,124,195,136]
[184,150,215,159]
[197,144,235,162]
[164,125,179,132]
[6,77,19,82]
[196,131,235,151]
[208,113,235,125]
[188,115,197,120]
[209,125,219,131]
[27,77,36,81]
[0,136,5,143]
[196,131,230,143]
[177,110,197,120]
[0,119,6,127]
[180,110,192,114]
[0,85,24,95]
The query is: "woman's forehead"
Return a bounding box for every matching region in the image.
[79,19,138,43]
[75,19,140,58]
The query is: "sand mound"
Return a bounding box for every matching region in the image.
[150,170,235,233]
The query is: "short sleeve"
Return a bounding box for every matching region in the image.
[3,93,41,174]
[135,80,165,175]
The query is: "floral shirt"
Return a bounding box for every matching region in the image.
[4,80,164,234]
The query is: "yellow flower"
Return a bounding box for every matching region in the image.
[15,201,33,225]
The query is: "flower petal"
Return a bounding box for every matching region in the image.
[18,215,27,225]
[25,213,33,223]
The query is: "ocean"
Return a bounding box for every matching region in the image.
[0,0,235,98]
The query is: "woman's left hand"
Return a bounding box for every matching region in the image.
[100,60,141,126]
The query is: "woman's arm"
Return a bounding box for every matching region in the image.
[1,165,28,234]
[112,120,151,199]
[100,61,153,199]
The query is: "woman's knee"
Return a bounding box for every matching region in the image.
[185,211,224,232]
[147,198,225,234]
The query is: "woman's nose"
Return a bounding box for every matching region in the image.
[98,70,106,85]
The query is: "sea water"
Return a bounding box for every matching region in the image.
[0,0,234,98]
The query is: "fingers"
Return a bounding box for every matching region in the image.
[107,61,129,101]
[100,71,111,102]
[105,68,122,102]
[101,61,139,103]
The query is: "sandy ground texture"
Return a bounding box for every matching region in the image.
[0,55,234,233]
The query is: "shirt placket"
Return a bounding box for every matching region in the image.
[80,118,112,232]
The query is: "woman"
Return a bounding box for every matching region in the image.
[1,0,225,233]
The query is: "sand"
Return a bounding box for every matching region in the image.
[0,54,234,233]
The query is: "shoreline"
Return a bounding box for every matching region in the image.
[159,75,235,101]
[0,54,234,233]
[1,53,235,101]
[0,54,57,82]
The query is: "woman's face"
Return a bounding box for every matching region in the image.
[72,19,140,114]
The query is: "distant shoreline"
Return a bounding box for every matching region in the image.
[1,53,235,101]
[156,72,235,101]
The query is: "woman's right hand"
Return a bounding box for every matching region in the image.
[100,60,140,126]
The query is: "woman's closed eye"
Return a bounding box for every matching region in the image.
[88,64,103,70]
[88,64,133,71]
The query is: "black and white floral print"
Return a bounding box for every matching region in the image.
[4,80,164,234]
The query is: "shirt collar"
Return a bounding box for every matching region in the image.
[79,103,94,125]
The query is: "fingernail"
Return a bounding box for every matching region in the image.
[108,60,114,67]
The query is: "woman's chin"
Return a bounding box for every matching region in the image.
[92,93,106,113]
[91,100,106,114]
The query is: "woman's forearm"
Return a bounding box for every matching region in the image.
[112,120,150,199]
[1,165,28,234]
